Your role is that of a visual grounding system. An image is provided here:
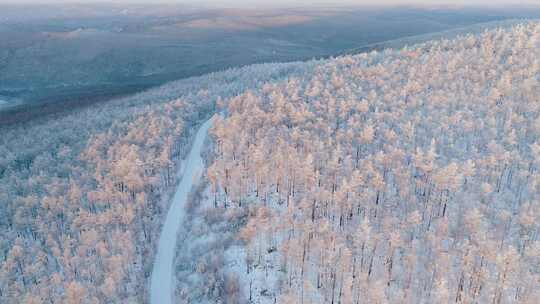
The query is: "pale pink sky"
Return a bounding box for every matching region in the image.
[2,0,538,7]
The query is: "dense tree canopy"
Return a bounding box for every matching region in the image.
[208,22,540,303]
[0,60,314,303]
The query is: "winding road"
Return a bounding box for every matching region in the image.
[150,117,214,304]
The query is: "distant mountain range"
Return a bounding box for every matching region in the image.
[1,4,540,115]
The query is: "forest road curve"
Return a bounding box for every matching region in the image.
[150,116,215,304]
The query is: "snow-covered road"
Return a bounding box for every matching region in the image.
[150,117,214,304]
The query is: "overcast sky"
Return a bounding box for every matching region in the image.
[2,0,539,7]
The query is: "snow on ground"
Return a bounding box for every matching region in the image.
[170,180,306,304]
[224,242,282,304]
[171,181,245,303]
[0,96,22,109]
[150,117,215,304]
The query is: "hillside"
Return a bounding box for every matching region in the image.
[3,4,515,111]
[0,60,316,302]
[179,22,540,303]
[1,21,539,304]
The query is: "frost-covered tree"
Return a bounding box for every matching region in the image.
[207,22,540,304]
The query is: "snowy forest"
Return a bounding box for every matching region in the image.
[1,21,540,304]
[0,60,313,302]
